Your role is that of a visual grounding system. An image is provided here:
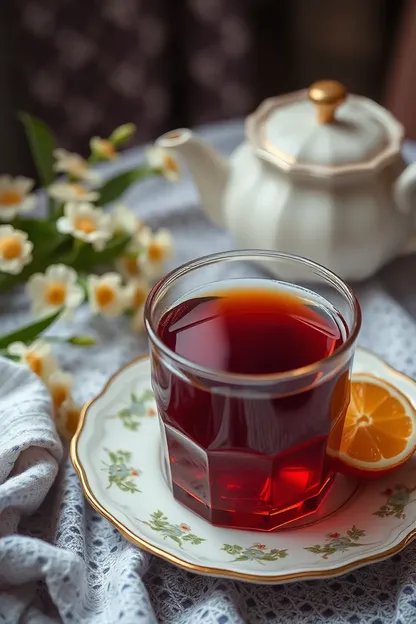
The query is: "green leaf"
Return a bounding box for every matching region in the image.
[0,231,130,293]
[222,544,242,555]
[70,234,131,270]
[119,450,131,461]
[125,421,139,432]
[122,480,140,493]
[304,546,322,554]
[108,451,118,464]
[0,309,61,350]
[188,535,204,545]
[98,167,154,206]
[14,218,66,251]
[141,389,154,402]
[169,535,183,547]
[19,113,56,187]
[348,526,366,541]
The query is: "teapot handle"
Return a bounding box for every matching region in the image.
[395,162,416,256]
[394,162,416,215]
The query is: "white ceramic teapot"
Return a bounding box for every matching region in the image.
[157,80,416,281]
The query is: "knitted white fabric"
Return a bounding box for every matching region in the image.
[0,122,416,623]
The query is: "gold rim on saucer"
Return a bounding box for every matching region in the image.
[70,348,416,583]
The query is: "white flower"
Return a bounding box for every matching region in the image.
[26,264,84,318]
[57,202,112,251]
[0,175,36,221]
[115,224,153,278]
[111,204,144,236]
[53,148,99,183]
[48,182,99,203]
[137,228,173,280]
[46,369,73,409]
[87,272,126,318]
[115,253,142,280]
[125,276,151,310]
[125,277,151,333]
[0,225,33,274]
[7,339,57,381]
[146,146,180,182]
[56,397,81,439]
[90,137,117,161]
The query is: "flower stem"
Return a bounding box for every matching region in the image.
[47,197,57,220]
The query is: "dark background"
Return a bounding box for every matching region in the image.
[1,0,414,179]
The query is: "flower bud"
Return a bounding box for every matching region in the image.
[68,335,97,346]
[109,123,136,146]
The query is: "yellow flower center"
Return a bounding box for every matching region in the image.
[25,353,43,376]
[125,256,139,275]
[97,140,116,159]
[52,384,69,408]
[69,161,87,178]
[148,242,164,263]
[95,283,115,307]
[132,287,147,309]
[69,184,87,197]
[164,155,178,172]
[45,282,66,306]
[75,217,97,234]
[0,235,23,259]
[0,190,22,206]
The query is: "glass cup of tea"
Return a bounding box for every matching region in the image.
[145,251,361,531]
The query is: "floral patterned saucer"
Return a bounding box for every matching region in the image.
[70,348,416,584]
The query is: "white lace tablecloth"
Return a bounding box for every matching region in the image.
[1,121,416,623]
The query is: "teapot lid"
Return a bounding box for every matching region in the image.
[246,80,403,177]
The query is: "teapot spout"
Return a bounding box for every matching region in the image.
[156,129,228,227]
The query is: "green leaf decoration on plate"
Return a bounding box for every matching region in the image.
[373,483,416,520]
[141,510,205,548]
[101,449,141,493]
[304,525,367,559]
[221,543,288,564]
[116,388,155,431]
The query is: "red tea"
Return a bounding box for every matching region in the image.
[153,284,351,530]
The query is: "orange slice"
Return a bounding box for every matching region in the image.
[327,374,416,478]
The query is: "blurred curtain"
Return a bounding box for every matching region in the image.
[1,0,407,173]
[384,0,416,140]
[10,0,256,154]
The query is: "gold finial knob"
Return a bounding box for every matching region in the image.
[308,80,348,124]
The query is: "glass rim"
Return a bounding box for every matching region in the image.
[144,249,362,384]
